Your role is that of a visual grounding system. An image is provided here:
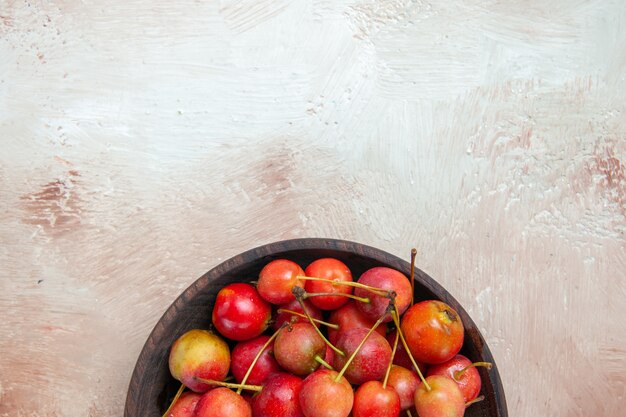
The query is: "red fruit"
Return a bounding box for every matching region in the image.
[231,335,282,385]
[386,365,419,411]
[354,267,412,323]
[352,380,400,417]
[386,329,427,375]
[274,323,326,376]
[194,387,252,417]
[212,283,272,341]
[324,344,334,369]
[168,329,230,393]
[167,392,201,417]
[414,375,465,417]
[333,328,392,385]
[327,301,387,345]
[252,373,304,417]
[299,369,354,417]
[258,259,305,305]
[273,299,323,331]
[304,258,353,310]
[400,300,464,364]
[427,355,483,403]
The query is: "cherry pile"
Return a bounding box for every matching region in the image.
[163,257,491,417]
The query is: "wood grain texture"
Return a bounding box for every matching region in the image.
[1,0,625,416]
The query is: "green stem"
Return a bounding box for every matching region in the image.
[236,325,283,394]
[454,362,492,380]
[292,287,346,357]
[335,304,391,382]
[277,308,339,329]
[314,355,334,370]
[392,305,430,391]
[161,383,185,417]
[194,377,262,392]
[305,292,370,304]
[383,329,400,389]
[297,275,390,297]
[465,395,485,408]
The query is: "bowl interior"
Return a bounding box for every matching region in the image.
[124,238,507,417]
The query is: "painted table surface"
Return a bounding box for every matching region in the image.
[1,1,624,416]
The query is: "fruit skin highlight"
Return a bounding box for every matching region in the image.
[299,369,354,417]
[168,329,230,393]
[400,300,464,364]
[427,354,485,403]
[258,259,305,305]
[304,258,353,311]
[352,380,401,417]
[414,375,465,417]
[252,372,305,417]
[194,387,252,417]
[332,327,392,385]
[231,335,282,385]
[212,282,272,341]
[354,267,412,323]
[166,391,201,417]
[274,322,326,376]
[386,365,420,411]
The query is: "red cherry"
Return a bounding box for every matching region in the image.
[327,301,387,345]
[258,259,305,305]
[252,372,305,417]
[400,300,464,364]
[194,387,252,417]
[299,369,354,417]
[332,327,392,385]
[273,323,326,376]
[386,365,419,411]
[354,267,412,323]
[212,283,272,341]
[168,329,230,393]
[231,335,282,385]
[414,375,465,417]
[304,258,353,310]
[427,354,487,403]
[167,391,201,417]
[352,380,401,417]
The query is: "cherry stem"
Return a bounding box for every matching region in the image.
[410,248,417,306]
[296,275,390,297]
[391,305,430,391]
[314,355,334,370]
[465,395,485,408]
[383,328,400,389]
[195,377,262,392]
[161,382,185,417]
[454,362,493,380]
[236,324,284,394]
[277,308,339,329]
[335,301,393,383]
[293,286,345,357]
[304,292,371,304]
[406,409,413,417]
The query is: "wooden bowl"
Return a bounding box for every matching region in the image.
[124,238,507,417]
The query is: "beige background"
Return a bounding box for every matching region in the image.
[1,0,625,416]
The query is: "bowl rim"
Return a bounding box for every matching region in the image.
[124,237,508,417]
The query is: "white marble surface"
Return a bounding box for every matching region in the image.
[1,1,625,416]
